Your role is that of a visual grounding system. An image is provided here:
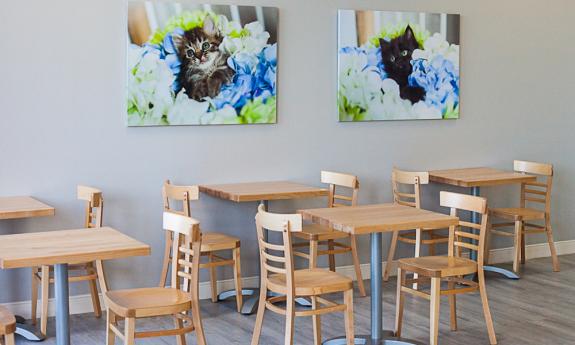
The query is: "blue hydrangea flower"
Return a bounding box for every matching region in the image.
[144,28,184,92]
[339,46,386,79]
[409,56,459,112]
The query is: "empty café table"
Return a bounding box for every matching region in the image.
[199,181,328,314]
[0,228,150,345]
[430,167,536,279]
[300,203,459,345]
[0,196,55,341]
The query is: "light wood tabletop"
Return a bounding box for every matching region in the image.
[429,167,537,187]
[0,227,150,269]
[199,181,328,202]
[0,196,55,220]
[299,203,459,235]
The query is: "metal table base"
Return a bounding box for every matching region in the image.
[54,263,70,345]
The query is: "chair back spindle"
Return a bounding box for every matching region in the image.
[77,185,103,228]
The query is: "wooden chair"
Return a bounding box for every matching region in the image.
[105,212,206,345]
[0,306,16,345]
[251,205,355,345]
[31,185,108,336]
[489,160,559,272]
[292,171,366,297]
[160,180,243,312]
[395,192,497,345]
[383,169,449,283]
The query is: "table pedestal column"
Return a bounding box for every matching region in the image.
[54,263,70,345]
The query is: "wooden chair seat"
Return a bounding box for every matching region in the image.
[398,256,477,278]
[105,287,191,318]
[200,232,240,252]
[490,207,544,221]
[0,306,16,335]
[267,269,353,296]
[292,223,349,241]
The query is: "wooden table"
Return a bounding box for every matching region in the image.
[200,181,328,314]
[429,167,537,279]
[300,204,459,345]
[0,196,54,220]
[0,196,55,341]
[0,228,150,345]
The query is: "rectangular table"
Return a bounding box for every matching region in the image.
[0,196,55,220]
[0,227,150,345]
[200,181,328,314]
[430,167,537,279]
[300,204,459,345]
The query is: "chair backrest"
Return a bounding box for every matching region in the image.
[163,212,202,294]
[255,204,302,296]
[321,171,359,207]
[514,160,553,214]
[440,191,488,266]
[162,180,200,217]
[392,168,429,209]
[77,185,103,228]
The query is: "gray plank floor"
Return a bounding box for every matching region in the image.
[16,254,575,344]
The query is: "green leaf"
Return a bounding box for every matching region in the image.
[239,96,277,124]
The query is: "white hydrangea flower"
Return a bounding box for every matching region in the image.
[366,79,413,120]
[167,91,211,125]
[412,33,459,67]
[201,105,240,125]
[221,21,270,56]
[339,51,382,112]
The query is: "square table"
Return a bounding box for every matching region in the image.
[300,203,459,345]
[0,196,55,220]
[199,181,329,314]
[430,167,537,279]
[0,227,150,345]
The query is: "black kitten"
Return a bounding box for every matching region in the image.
[379,25,425,104]
[174,17,234,101]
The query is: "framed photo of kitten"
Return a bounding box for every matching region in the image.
[127,2,278,126]
[338,10,460,121]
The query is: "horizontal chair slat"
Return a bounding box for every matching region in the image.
[525,197,546,203]
[524,181,547,187]
[459,221,482,230]
[455,241,479,251]
[524,189,547,196]
[455,230,480,241]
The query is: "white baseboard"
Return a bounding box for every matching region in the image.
[4,239,574,319]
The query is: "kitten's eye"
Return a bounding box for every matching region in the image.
[401,50,408,57]
[186,49,195,59]
[202,42,210,51]
[390,56,396,62]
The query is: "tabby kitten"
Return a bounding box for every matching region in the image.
[379,25,425,104]
[175,17,234,101]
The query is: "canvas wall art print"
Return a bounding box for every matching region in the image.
[338,10,460,121]
[127,2,278,126]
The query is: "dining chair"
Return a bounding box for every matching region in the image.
[383,168,448,283]
[489,160,559,272]
[0,306,16,345]
[31,185,109,336]
[251,205,355,345]
[395,192,497,345]
[292,171,366,297]
[105,212,206,345]
[160,180,243,311]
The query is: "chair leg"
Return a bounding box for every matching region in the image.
[350,235,366,297]
[513,221,522,273]
[428,231,436,256]
[40,265,50,336]
[327,240,336,272]
[384,231,399,282]
[124,317,136,345]
[174,316,186,345]
[545,217,560,272]
[430,277,441,345]
[31,268,39,326]
[250,284,268,345]
[159,231,173,287]
[284,296,295,345]
[208,253,218,303]
[233,247,243,313]
[106,309,116,345]
[343,289,354,345]
[5,333,15,345]
[309,239,318,269]
[520,223,526,264]
[478,270,497,345]
[413,229,422,289]
[394,267,405,337]
[311,296,321,345]
[448,281,457,331]
[191,295,207,345]
[87,263,102,318]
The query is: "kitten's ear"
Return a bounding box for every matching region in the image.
[404,25,416,42]
[379,38,390,50]
[171,33,183,52]
[203,16,217,36]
